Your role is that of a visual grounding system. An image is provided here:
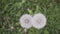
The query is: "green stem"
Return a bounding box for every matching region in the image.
[27,9,33,15]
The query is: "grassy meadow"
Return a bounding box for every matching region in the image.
[0,0,60,34]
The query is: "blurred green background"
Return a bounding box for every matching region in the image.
[0,0,60,34]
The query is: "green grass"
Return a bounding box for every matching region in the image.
[0,0,60,34]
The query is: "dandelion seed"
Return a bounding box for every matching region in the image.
[19,14,32,29]
[31,13,46,29]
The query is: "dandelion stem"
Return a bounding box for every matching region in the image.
[23,28,27,34]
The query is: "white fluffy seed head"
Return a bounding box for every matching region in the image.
[19,14,32,29]
[31,13,46,29]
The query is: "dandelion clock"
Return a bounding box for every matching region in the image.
[32,13,46,29]
[19,14,32,34]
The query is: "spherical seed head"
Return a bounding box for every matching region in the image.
[19,14,32,29]
[31,13,46,29]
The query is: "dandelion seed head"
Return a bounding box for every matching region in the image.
[19,14,32,29]
[32,13,46,29]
